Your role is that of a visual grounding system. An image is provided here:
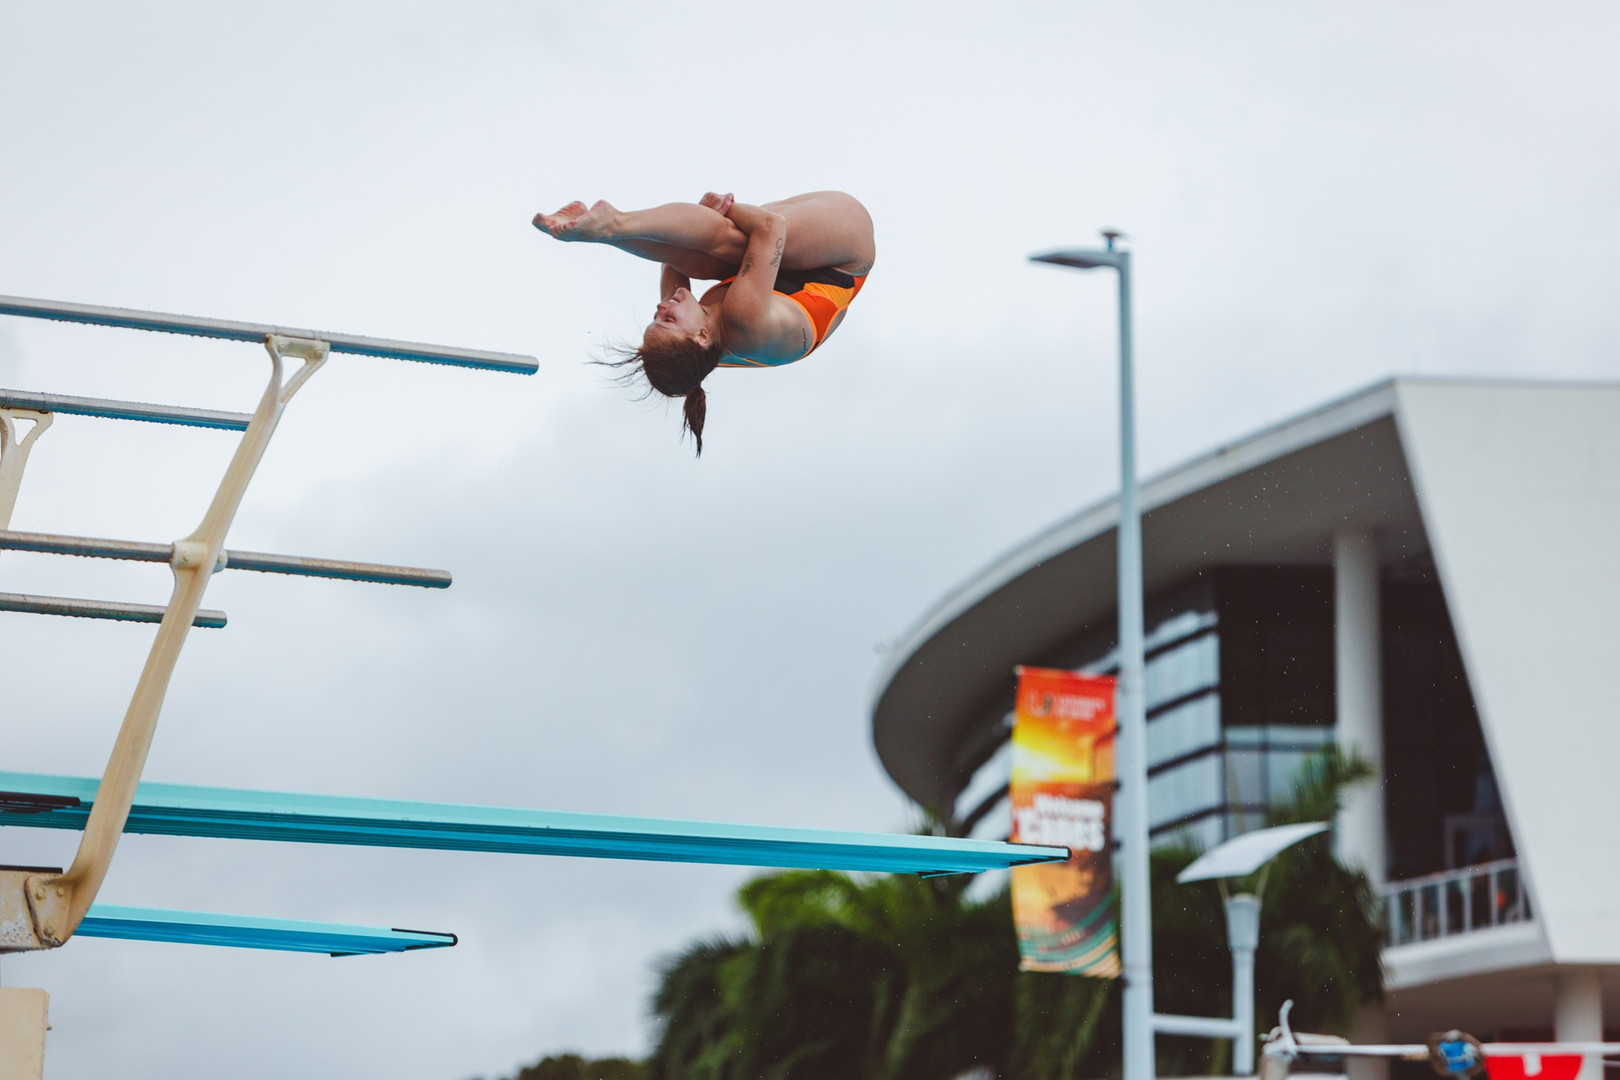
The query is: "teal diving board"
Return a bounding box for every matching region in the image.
[77,904,456,956]
[0,772,1068,877]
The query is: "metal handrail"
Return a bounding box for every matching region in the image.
[0,529,451,588]
[0,388,252,431]
[1380,858,1530,946]
[0,294,538,374]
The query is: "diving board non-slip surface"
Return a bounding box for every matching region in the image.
[0,529,452,589]
[77,905,456,956]
[0,388,253,430]
[0,592,227,627]
[0,294,539,375]
[0,772,1068,876]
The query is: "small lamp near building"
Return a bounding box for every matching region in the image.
[1163,821,1332,1076]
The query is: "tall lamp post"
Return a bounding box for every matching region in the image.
[1030,233,1153,1080]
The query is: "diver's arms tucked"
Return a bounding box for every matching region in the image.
[718,203,810,362]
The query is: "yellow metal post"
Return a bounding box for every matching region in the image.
[0,988,49,1080]
[0,408,53,531]
[17,336,327,946]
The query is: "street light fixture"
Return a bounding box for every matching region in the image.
[1172,821,1333,1076]
[1030,231,1152,1080]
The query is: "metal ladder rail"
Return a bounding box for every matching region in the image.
[0,305,534,955]
[0,294,539,374]
[0,388,252,431]
[0,530,450,589]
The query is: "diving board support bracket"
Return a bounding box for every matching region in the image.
[0,408,52,531]
[0,986,48,1080]
[14,334,329,950]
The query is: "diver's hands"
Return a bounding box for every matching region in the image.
[532,200,621,241]
[722,200,783,236]
[699,191,735,216]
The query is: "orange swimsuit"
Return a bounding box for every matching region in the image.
[708,267,867,368]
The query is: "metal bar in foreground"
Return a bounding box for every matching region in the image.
[1282,1042,1620,1059]
[0,593,226,628]
[0,389,252,431]
[0,294,538,375]
[0,530,451,589]
[0,772,1071,877]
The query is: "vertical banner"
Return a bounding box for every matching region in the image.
[1009,666,1120,976]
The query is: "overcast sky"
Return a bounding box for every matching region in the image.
[2,3,1618,1077]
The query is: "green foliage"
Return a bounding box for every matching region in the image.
[642,747,1383,1079]
[648,870,1022,1080]
[1255,748,1385,1032]
[508,1053,646,1080]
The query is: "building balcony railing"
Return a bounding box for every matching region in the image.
[1380,858,1530,947]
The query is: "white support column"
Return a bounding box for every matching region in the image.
[1556,967,1604,1080]
[1336,531,1385,1080]
[1334,530,1387,885]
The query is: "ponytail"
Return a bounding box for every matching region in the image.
[606,333,722,457]
[682,385,707,456]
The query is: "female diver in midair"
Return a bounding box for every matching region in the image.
[533,191,875,454]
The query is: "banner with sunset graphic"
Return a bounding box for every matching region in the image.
[1009,666,1120,976]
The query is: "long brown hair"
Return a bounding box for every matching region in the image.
[609,333,723,455]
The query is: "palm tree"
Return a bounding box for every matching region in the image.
[646,869,1023,1080]
[505,1055,646,1080]
[646,749,1383,1080]
[1149,749,1385,1074]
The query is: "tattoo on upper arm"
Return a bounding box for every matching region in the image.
[741,253,756,275]
[770,237,784,268]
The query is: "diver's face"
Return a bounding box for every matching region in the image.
[647,287,709,343]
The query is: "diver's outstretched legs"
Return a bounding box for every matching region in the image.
[534,191,875,278]
[534,200,745,280]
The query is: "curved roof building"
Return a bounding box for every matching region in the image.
[870,378,1620,1050]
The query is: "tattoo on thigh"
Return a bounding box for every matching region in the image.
[802,327,810,354]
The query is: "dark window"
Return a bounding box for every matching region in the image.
[1217,567,1334,730]
[1382,582,1508,879]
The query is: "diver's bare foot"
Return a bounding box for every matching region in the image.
[535,199,620,242]
[532,201,590,238]
[565,200,621,240]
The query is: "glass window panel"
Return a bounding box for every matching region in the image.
[970,799,1012,843]
[1147,695,1220,768]
[1155,814,1223,852]
[1225,726,1264,747]
[1146,634,1219,711]
[954,739,1012,822]
[1226,747,1265,807]
[1144,608,1217,653]
[1225,807,1269,837]
[1264,725,1334,748]
[1265,747,1319,805]
[1149,753,1221,830]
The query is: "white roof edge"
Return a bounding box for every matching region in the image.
[870,377,1401,703]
